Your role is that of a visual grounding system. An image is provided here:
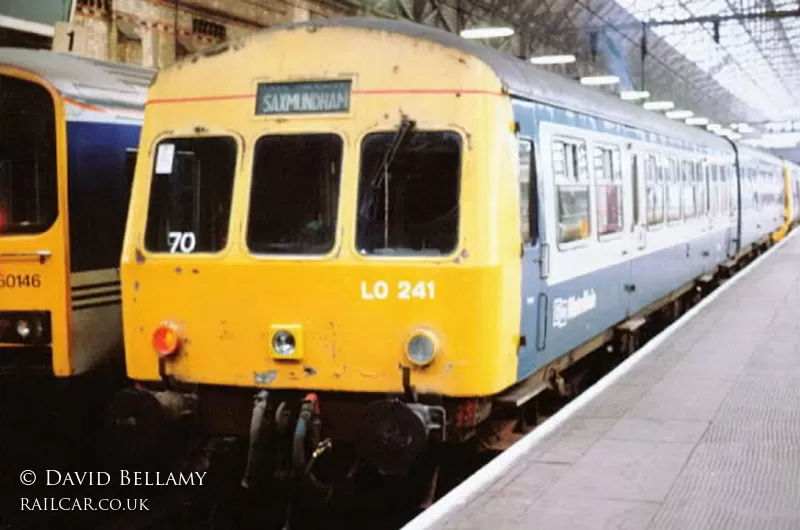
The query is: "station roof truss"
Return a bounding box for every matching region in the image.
[356,0,800,128]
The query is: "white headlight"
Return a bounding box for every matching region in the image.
[272,330,296,355]
[16,320,30,338]
[406,329,438,367]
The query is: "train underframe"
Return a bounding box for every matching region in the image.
[105,236,775,526]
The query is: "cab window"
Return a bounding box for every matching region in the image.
[246,134,343,255]
[144,136,237,253]
[0,75,57,235]
[356,129,461,256]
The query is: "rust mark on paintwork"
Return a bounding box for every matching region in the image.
[175,267,183,274]
[453,248,470,264]
[191,268,200,274]
[254,370,277,385]
[133,280,140,292]
[135,248,146,264]
[329,322,337,361]
[303,366,317,376]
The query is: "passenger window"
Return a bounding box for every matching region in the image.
[645,154,664,226]
[667,158,682,222]
[553,139,590,245]
[594,145,623,236]
[725,166,734,213]
[694,162,706,216]
[709,165,718,215]
[518,140,536,244]
[356,130,461,256]
[247,134,342,255]
[682,161,696,219]
[631,154,639,225]
[748,168,757,210]
[144,136,237,254]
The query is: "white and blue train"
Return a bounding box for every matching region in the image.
[512,78,798,388]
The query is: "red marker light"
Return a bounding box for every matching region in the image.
[152,324,181,357]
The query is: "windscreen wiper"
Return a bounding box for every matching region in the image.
[359,116,416,221]
[369,116,416,190]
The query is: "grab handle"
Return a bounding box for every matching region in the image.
[0,251,51,264]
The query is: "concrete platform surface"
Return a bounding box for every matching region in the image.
[405,231,800,530]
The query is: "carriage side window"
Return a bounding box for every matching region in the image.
[709,164,718,215]
[144,136,237,253]
[0,75,57,235]
[631,154,640,226]
[518,140,537,244]
[356,130,461,256]
[721,165,731,214]
[553,139,590,245]
[695,161,706,216]
[666,158,681,222]
[678,160,693,220]
[645,154,664,226]
[594,145,623,236]
[747,168,757,211]
[248,134,342,255]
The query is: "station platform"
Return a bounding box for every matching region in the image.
[405,230,800,530]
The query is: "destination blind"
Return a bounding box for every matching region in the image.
[256,80,351,115]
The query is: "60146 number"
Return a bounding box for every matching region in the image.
[0,273,42,289]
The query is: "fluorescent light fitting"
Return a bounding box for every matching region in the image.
[643,101,674,111]
[706,123,722,131]
[686,117,709,126]
[665,110,694,120]
[620,90,650,101]
[530,54,576,65]
[737,124,755,134]
[579,75,620,86]
[459,27,514,39]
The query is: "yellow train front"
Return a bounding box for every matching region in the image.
[121,19,522,477]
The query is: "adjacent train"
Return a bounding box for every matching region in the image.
[116,17,799,487]
[0,49,152,377]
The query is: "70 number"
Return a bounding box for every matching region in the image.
[168,231,196,254]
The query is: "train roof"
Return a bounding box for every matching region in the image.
[228,17,732,152]
[0,47,154,111]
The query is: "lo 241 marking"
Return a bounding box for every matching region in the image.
[0,273,42,289]
[361,280,436,300]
